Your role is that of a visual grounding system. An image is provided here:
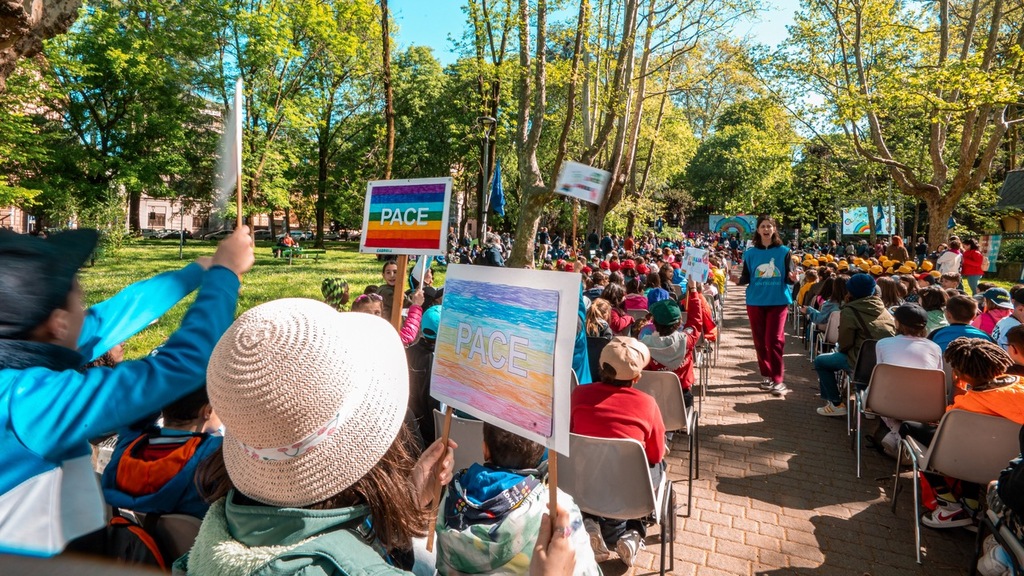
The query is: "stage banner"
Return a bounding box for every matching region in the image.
[709,215,757,236]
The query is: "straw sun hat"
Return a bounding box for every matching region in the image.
[207,298,409,507]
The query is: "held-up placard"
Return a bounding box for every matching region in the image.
[430,265,579,456]
[554,161,611,206]
[359,177,452,256]
[682,247,710,283]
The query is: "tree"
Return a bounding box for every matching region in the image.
[42,0,221,230]
[684,98,795,214]
[778,0,1024,247]
[0,0,82,92]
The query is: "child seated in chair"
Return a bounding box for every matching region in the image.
[571,337,666,567]
[101,386,223,518]
[435,423,599,575]
[902,338,1024,530]
[639,283,714,406]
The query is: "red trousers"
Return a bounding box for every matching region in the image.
[746,304,788,384]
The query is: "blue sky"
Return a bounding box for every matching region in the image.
[388,0,803,66]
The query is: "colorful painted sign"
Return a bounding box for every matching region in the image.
[980,235,1002,273]
[430,265,579,455]
[842,206,896,235]
[360,177,452,256]
[681,247,710,283]
[709,215,757,236]
[554,161,611,206]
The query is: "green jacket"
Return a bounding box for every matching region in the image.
[838,295,896,367]
[174,492,406,576]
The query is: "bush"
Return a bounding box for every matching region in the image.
[999,239,1024,264]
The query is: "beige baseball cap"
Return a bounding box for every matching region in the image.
[599,337,651,381]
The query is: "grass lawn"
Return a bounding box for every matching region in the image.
[79,239,443,359]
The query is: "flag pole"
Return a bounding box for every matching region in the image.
[235,77,244,230]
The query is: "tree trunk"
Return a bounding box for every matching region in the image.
[314,134,328,249]
[381,0,395,179]
[128,191,141,232]
[926,196,953,249]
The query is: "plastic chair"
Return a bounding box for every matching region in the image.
[433,409,485,472]
[855,363,946,478]
[626,308,648,323]
[152,514,202,561]
[635,370,697,515]
[556,434,676,575]
[892,410,1021,564]
[810,311,840,361]
[845,339,878,439]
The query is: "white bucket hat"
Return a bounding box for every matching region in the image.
[207,298,408,507]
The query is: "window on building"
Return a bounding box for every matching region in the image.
[148,211,166,227]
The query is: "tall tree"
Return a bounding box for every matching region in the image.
[779,0,1024,247]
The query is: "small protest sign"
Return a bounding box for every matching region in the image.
[554,161,611,206]
[360,177,452,256]
[430,265,578,456]
[682,247,710,283]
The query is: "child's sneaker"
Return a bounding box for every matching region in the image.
[977,536,1012,576]
[816,401,846,416]
[615,529,645,567]
[584,518,610,562]
[921,502,973,529]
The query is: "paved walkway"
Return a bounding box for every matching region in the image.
[600,285,975,576]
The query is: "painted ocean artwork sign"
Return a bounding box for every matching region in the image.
[430,265,579,455]
[359,177,452,256]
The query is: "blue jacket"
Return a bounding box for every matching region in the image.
[739,245,794,307]
[101,427,223,519]
[0,264,239,557]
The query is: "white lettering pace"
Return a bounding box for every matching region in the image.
[455,322,530,377]
[380,207,429,226]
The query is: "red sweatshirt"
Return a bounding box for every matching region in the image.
[571,382,666,465]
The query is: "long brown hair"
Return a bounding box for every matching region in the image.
[585,298,612,337]
[196,425,428,550]
[753,215,783,248]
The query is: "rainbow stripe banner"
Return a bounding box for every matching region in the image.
[359,177,452,256]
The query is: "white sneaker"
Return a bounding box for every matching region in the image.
[977,538,1012,576]
[615,529,645,567]
[758,378,773,391]
[584,518,610,562]
[769,382,789,396]
[816,401,847,416]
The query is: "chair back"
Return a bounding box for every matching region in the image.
[863,364,947,423]
[943,363,954,403]
[152,514,201,560]
[924,410,1022,485]
[433,409,485,472]
[626,308,648,323]
[850,339,878,388]
[586,336,611,380]
[556,433,656,520]
[822,311,841,344]
[635,370,688,432]
[570,369,579,393]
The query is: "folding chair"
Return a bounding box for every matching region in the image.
[433,409,485,472]
[892,410,1021,564]
[855,363,946,478]
[635,370,697,515]
[626,308,649,323]
[152,514,202,561]
[810,311,840,361]
[844,339,878,439]
[557,434,676,575]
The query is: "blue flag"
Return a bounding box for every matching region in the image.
[947,216,956,230]
[490,158,506,217]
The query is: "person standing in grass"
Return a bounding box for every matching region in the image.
[737,215,797,397]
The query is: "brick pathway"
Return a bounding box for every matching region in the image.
[599,285,975,576]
